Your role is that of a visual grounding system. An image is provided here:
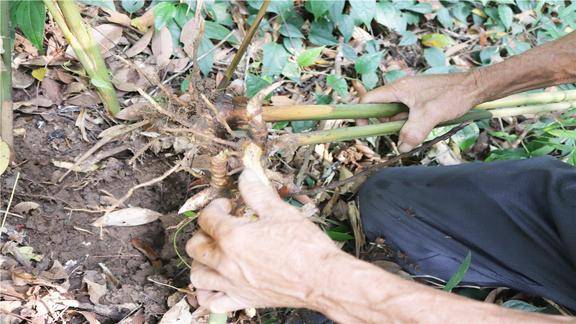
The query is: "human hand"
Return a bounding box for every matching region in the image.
[186,168,342,313]
[360,70,485,152]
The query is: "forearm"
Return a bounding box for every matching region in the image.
[474,32,576,102]
[311,252,571,323]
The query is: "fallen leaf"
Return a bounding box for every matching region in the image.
[82,270,107,304]
[66,24,123,58]
[131,9,154,33]
[130,238,162,268]
[125,29,154,57]
[41,78,62,105]
[13,96,53,109]
[115,102,149,121]
[66,91,102,107]
[31,67,47,81]
[159,298,193,324]
[77,311,101,324]
[12,69,35,89]
[180,19,198,58]
[0,139,9,176]
[17,246,43,262]
[52,160,99,172]
[92,207,162,227]
[102,8,131,27]
[110,64,154,92]
[152,27,173,68]
[12,201,40,214]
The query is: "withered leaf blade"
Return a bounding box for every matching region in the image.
[152,27,173,68]
[92,207,162,227]
[125,29,154,58]
[159,298,193,324]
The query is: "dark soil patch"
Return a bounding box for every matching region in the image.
[2,107,197,322]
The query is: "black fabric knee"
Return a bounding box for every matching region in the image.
[358,156,576,310]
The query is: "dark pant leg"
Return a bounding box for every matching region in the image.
[359,156,576,310]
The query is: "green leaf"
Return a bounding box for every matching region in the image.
[280,23,305,39]
[361,72,379,90]
[121,0,144,14]
[436,7,453,29]
[204,21,238,44]
[297,47,323,68]
[349,0,376,27]
[174,4,195,28]
[399,31,417,46]
[292,120,316,133]
[451,123,479,151]
[341,43,357,60]
[309,18,338,46]
[283,37,304,55]
[327,74,348,97]
[262,43,290,77]
[246,74,272,98]
[375,2,406,33]
[197,36,215,76]
[183,211,196,218]
[305,0,333,19]
[385,70,406,83]
[443,251,471,292]
[154,2,177,30]
[568,149,576,166]
[10,0,46,50]
[325,230,355,242]
[547,129,576,139]
[336,14,355,42]
[485,148,528,162]
[211,2,233,26]
[315,92,332,104]
[78,0,115,11]
[501,300,547,313]
[498,5,514,30]
[272,121,290,130]
[355,52,383,75]
[281,61,301,83]
[406,2,432,14]
[421,33,454,49]
[423,47,446,67]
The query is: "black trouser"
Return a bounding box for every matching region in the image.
[359,157,576,310]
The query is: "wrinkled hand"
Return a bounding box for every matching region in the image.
[361,71,484,152]
[186,168,341,313]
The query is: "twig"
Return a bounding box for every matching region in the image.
[297,124,469,196]
[1,172,20,233]
[164,128,239,148]
[218,0,271,89]
[104,161,183,214]
[200,94,235,137]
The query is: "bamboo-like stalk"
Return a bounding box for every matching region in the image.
[44,0,120,115]
[279,101,575,146]
[0,0,12,147]
[217,0,270,89]
[262,89,576,122]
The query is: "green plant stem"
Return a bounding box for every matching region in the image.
[217,0,270,89]
[0,0,13,147]
[44,0,120,115]
[282,101,575,146]
[262,89,576,122]
[208,312,227,324]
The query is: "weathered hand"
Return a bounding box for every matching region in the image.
[186,168,341,313]
[361,71,484,152]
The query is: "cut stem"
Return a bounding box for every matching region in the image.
[44,0,120,115]
[217,0,270,89]
[262,89,576,122]
[279,101,575,146]
[0,0,13,147]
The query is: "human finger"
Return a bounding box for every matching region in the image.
[206,293,248,313]
[239,168,299,219]
[397,109,440,152]
[186,231,222,269]
[197,198,240,239]
[360,84,399,103]
[190,261,231,291]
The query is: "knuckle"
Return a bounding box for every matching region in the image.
[401,129,425,145]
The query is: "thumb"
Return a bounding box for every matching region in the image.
[398,111,438,153]
[239,168,298,219]
[360,84,399,103]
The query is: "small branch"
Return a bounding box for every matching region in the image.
[297,124,469,196]
[217,0,270,89]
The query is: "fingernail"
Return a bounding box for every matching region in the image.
[398,142,413,153]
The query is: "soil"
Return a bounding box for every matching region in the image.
[1,106,198,322]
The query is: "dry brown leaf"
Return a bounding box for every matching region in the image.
[115,102,149,121]
[180,19,198,58]
[110,63,154,92]
[270,95,294,106]
[67,91,101,107]
[66,24,123,58]
[82,270,106,304]
[92,207,162,227]
[152,27,173,68]
[125,29,154,58]
[166,58,190,73]
[159,298,193,324]
[130,238,162,268]
[131,9,154,33]
[41,78,62,105]
[77,311,101,324]
[102,8,131,27]
[13,96,53,110]
[12,69,34,89]
[52,160,99,173]
[12,201,40,214]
